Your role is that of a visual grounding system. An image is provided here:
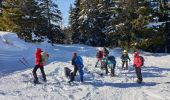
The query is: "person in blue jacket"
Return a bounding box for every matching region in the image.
[69,52,84,83]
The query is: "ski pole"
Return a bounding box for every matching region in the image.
[22,57,30,66]
[19,59,28,67]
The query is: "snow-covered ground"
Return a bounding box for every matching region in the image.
[0,31,170,100]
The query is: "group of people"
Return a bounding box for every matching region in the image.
[95,48,143,83]
[32,48,84,84]
[32,47,144,84]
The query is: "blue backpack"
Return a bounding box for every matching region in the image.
[108,56,116,65]
[75,56,83,66]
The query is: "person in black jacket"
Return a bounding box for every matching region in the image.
[121,50,131,70]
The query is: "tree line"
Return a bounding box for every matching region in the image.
[0,0,64,44]
[67,0,170,53]
[0,0,170,53]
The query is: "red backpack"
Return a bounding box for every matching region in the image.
[139,56,144,66]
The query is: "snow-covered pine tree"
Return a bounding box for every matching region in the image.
[75,0,115,46]
[69,0,81,43]
[113,0,151,50]
[0,0,46,42]
[38,0,63,44]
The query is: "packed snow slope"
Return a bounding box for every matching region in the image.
[0,31,170,100]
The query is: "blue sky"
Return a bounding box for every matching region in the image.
[56,0,75,26]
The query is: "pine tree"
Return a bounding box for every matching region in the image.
[0,0,46,42]
[69,0,81,43]
[39,0,63,44]
[113,0,151,50]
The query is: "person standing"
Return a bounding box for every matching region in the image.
[101,53,109,74]
[95,49,103,67]
[107,56,116,77]
[69,52,84,83]
[133,52,143,83]
[32,48,47,84]
[121,50,131,70]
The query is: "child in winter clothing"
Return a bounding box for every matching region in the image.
[101,54,109,74]
[69,52,84,83]
[133,52,143,83]
[121,50,131,70]
[95,50,103,67]
[32,48,47,84]
[107,56,116,76]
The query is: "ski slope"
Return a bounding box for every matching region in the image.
[0,31,170,100]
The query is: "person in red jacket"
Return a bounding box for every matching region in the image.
[32,48,46,84]
[133,52,143,83]
[95,50,103,67]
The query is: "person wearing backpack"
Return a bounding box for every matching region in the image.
[133,52,143,83]
[121,50,131,70]
[95,50,103,67]
[69,52,84,83]
[107,56,116,77]
[32,48,47,84]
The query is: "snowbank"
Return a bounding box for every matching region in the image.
[0,31,28,51]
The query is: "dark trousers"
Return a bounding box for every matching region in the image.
[101,62,109,74]
[111,68,115,76]
[95,59,101,67]
[32,65,46,82]
[135,67,142,81]
[110,64,116,76]
[122,61,128,70]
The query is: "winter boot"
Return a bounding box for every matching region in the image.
[68,72,74,83]
[136,78,142,83]
[110,68,115,77]
[33,79,41,84]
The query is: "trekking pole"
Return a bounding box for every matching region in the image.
[22,57,30,66]
[19,59,29,67]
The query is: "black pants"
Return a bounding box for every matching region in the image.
[135,67,142,81]
[69,65,78,82]
[101,62,109,74]
[111,68,115,76]
[95,59,101,67]
[110,64,116,76]
[32,65,46,82]
[122,61,128,70]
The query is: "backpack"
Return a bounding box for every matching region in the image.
[139,56,144,66]
[41,52,49,65]
[75,56,83,66]
[96,51,103,58]
[108,56,116,65]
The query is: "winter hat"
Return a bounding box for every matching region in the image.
[134,52,139,57]
[37,48,43,52]
[123,50,127,53]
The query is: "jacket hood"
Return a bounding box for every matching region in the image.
[37,48,42,53]
[134,52,139,57]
